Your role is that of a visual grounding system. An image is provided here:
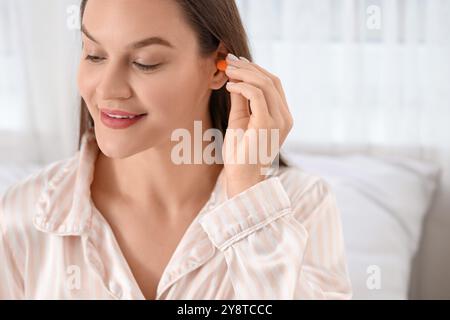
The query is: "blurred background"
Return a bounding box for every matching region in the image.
[0,0,449,299]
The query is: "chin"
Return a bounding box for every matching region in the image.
[98,142,135,159]
[95,131,139,159]
[96,130,161,160]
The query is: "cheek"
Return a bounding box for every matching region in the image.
[77,64,97,103]
[135,75,186,117]
[77,63,104,120]
[138,65,207,117]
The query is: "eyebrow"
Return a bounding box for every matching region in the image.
[81,24,175,49]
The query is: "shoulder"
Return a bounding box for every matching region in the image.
[0,154,79,240]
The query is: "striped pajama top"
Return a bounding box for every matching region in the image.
[0,129,352,299]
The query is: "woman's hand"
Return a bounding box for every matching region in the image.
[222,54,294,198]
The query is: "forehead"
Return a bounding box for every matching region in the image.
[82,0,196,50]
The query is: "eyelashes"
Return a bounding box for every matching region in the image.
[84,55,104,63]
[84,55,160,72]
[134,61,160,72]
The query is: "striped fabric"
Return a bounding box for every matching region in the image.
[0,129,352,299]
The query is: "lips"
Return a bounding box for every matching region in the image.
[100,109,148,130]
[100,108,147,117]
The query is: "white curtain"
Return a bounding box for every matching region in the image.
[0,0,81,165]
[1,0,449,166]
[236,0,450,149]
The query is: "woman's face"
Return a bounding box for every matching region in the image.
[77,0,226,159]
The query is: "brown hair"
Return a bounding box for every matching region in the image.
[78,0,289,167]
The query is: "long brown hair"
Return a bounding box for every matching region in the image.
[78,0,289,167]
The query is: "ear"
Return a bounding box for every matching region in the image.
[209,42,230,90]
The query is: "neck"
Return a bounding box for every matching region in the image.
[91,124,224,222]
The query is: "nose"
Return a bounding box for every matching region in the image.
[96,61,132,100]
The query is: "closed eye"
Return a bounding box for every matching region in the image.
[85,55,160,72]
[85,55,105,63]
[133,62,160,71]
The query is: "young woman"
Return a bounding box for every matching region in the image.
[0,0,352,299]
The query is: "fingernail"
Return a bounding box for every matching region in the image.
[239,56,250,63]
[227,65,237,70]
[227,53,239,61]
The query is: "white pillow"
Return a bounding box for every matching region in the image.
[284,152,440,299]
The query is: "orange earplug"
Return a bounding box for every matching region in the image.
[217,59,228,72]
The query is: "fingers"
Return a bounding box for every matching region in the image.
[226,56,292,125]
[225,66,283,122]
[225,82,270,122]
[228,81,250,130]
[241,58,289,107]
